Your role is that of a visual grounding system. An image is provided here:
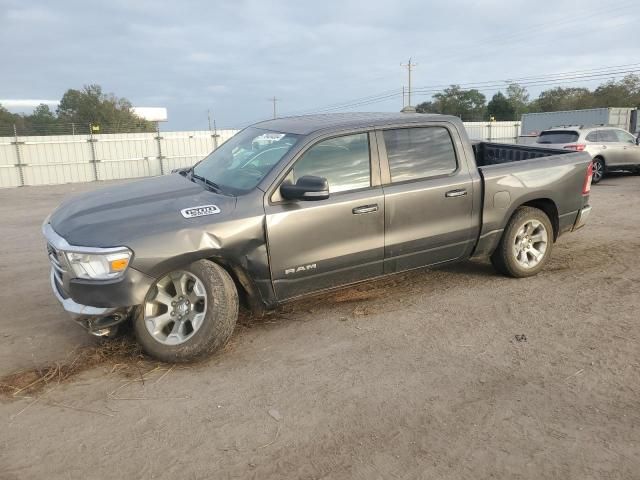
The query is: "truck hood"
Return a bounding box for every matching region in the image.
[49,174,237,247]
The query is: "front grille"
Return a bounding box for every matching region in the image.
[47,243,68,298]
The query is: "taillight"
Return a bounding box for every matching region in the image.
[582,162,593,195]
[562,143,586,152]
[564,144,586,151]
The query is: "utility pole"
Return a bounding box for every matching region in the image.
[402,86,406,108]
[207,109,212,131]
[270,96,278,119]
[401,58,417,107]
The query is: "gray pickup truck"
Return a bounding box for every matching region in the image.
[43,113,593,362]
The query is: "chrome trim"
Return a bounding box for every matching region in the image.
[445,189,468,198]
[572,205,592,231]
[50,269,117,319]
[42,222,130,255]
[352,205,378,215]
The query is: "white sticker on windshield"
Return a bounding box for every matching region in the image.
[180,205,221,219]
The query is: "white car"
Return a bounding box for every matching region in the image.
[536,126,640,183]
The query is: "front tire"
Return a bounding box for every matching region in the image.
[491,207,554,278]
[134,260,238,362]
[591,157,605,184]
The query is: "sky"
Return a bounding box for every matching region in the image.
[1,0,639,130]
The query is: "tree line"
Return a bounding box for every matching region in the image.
[415,74,640,121]
[0,85,155,136]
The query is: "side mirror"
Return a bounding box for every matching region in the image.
[280,175,329,201]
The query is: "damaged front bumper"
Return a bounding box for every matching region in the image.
[49,269,131,336]
[43,222,152,336]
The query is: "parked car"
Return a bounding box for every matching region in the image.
[43,113,593,362]
[536,126,640,183]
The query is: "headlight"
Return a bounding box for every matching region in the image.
[65,249,132,280]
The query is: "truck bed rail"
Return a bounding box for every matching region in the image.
[473,141,572,167]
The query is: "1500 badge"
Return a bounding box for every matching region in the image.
[180,205,221,218]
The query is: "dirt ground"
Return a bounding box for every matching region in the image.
[0,174,639,480]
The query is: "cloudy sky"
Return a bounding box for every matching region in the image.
[1,0,638,130]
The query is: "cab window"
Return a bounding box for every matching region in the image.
[383,127,457,182]
[291,133,371,193]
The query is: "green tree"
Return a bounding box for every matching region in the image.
[57,84,154,132]
[506,83,530,118]
[487,92,516,120]
[591,74,640,108]
[0,104,27,136]
[415,101,437,113]
[28,104,57,135]
[416,85,486,120]
[530,87,593,112]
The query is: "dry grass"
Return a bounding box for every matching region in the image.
[0,336,152,399]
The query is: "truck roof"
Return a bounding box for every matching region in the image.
[252,112,454,135]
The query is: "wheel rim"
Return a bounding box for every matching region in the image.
[143,271,207,345]
[592,160,603,182]
[512,220,548,269]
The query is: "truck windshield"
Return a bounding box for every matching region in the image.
[193,127,300,194]
[537,131,579,144]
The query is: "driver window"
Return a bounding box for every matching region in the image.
[291,133,371,193]
[614,130,636,144]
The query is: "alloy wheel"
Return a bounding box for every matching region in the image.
[512,220,548,269]
[143,271,207,345]
[592,160,604,182]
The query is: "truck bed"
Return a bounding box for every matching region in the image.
[469,141,591,259]
[472,141,573,167]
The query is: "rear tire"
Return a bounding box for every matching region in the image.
[491,207,554,278]
[134,260,238,362]
[591,157,605,184]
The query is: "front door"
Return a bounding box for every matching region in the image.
[612,129,640,167]
[377,125,476,273]
[265,132,384,300]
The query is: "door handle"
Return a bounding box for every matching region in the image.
[445,189,467,198]
[352,204,378,215]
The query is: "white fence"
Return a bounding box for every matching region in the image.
[0,130,238,188]
[0,121,522,188]
[463,121,521,143]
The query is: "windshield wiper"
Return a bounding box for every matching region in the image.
[190,171,223,194]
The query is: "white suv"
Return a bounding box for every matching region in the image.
[536,126,640,183]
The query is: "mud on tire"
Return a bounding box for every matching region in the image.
[491,206,554,278]
[133,260,238,362]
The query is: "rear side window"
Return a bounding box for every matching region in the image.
[598,130,619,143]
[383,127,457,182]
[537,131,579,144]
[292,133,371,193]
[585,131,599,142]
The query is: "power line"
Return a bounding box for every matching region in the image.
[294,64,640,115]
[414,63,640,91]
[413,68,640,95]
[235,62,640,126]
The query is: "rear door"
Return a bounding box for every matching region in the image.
[377,124,476,273]
[265,131,384,300]
[596,129,626,166]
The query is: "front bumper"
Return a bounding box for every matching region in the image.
[43,222,148,335]
[50,269,131,334]
[572,205,592,231]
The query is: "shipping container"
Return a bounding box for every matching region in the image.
[520,107,638,136]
